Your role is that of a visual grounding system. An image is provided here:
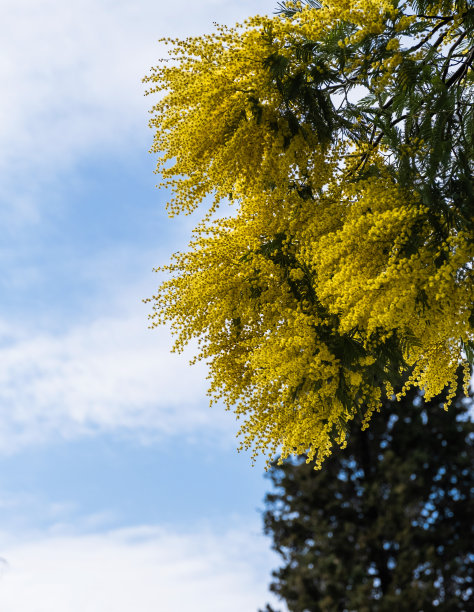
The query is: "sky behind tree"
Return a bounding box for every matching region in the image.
[0,1,285,609]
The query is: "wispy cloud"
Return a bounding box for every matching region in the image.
[0,296,237,453]
[0,519,283,612]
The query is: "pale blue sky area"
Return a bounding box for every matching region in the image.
[0,433,270,531]
[0,1,285,609]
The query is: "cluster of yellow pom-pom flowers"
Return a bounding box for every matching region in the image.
[144,0,473,467]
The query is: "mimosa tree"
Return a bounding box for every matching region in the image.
[145,0,474,466]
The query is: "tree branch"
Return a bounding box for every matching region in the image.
[445,47,474,88]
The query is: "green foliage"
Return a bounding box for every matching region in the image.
[260,378,474,611]
[275,0,474,240]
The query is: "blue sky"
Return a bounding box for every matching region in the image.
[0,1,286,609]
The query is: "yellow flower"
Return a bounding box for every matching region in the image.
[145,2,474,468]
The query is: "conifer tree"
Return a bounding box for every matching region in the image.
[260,381,474,611]
[145,0,474,466]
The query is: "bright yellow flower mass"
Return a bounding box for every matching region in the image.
[145,0,474,467]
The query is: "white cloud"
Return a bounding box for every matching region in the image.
[0,293,237,453]
[0,0,277,223]
[0,520,284,612]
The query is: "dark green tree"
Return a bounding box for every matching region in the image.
[260,381,474,611]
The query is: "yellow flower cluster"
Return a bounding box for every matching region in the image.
[145,2,473,467]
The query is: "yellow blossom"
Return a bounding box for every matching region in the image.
[145,1,474,467]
